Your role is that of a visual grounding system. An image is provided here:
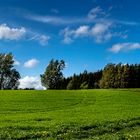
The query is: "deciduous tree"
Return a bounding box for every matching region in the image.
[41,59,65,89]
[0,53,20,89]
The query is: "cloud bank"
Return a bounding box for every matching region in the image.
[0,23,50,46]
[19,76,46,90]
[0,24,26,40]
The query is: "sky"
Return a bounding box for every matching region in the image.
[0,0,140,89]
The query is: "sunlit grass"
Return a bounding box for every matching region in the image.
[0,89,140,139]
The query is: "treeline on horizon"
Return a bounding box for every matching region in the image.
[0,53,140,90]
[56,63,140,89]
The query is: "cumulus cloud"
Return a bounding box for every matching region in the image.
[74,25,89,37]
[30,34,50,46]
[19,76,46,90]
[38,35,50,46]
[60,28,73,44]
[92,23,110,35]
[61,20,128,44]
[61,23,114,44]
[109,43,140,53]
[24,58,39,68]
[91,22,112,43]
[0,24,26,40]
[0,23,50,46]
[60,25,90,44]
[25,6,136,45]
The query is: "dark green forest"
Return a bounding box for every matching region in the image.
[41,60,140,89]
[59,64,140,89]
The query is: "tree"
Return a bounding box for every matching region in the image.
[0,53,20,89]
[121,64,130,88]
[80,81,88,89]
[67,78,74,90]
[114,63,122,88]
[67,74,81,90]
[58,77,72,89]
[66,70,102,90]
[40,59,65,89]
[99,64,116,88]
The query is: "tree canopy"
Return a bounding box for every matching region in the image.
[49,63,140,90]
[0,53,20,89]
[40,59,65,89]
[99,63,140,88]
[66,70,102,90]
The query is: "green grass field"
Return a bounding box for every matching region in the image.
[0,89,140,139]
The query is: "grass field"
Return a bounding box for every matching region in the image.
[0,89,140,139]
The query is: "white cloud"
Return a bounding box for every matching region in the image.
[38,35,50,46]
[92,23,110,35]
[29,34,50,46]
[24,6,134,45]
[60,27,74,44]
[24,58,39,68]
[61,23,113,44]
[74,25,89,37]
[0,23,50,46]
[0,24,26,40]
[61,21,128,44]
[14,59,20,66]
[91,22,112,43]
[109,43,140,53]
[60,25,90,44]
[19,76,46,90]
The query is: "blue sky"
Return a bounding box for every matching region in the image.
[0,0,140,89]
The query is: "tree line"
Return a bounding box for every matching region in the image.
[100,63,140,88]
[41,59,140,89]
[0,53,140,90]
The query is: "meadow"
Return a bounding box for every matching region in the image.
[0,89,140,139]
